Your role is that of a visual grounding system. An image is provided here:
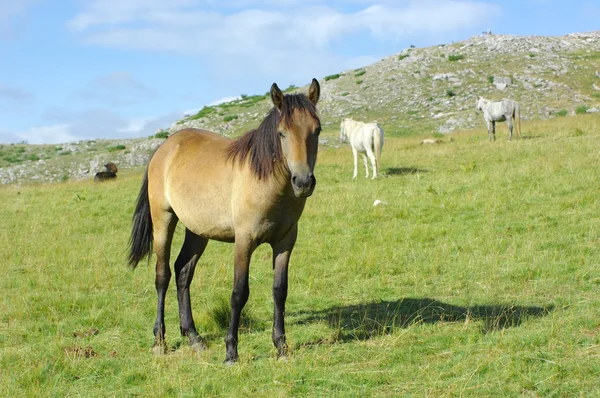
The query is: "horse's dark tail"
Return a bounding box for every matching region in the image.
[128,169,153,268]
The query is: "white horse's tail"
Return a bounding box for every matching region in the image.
[373,124,384,176]
[514,102,522,138]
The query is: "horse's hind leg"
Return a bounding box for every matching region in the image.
[271,225,297,359]
[507,118,514,141]
[486,120,492,141]
[174,229,209,351]
[365,147,377,179]
[151,210,178,355]
[352,147,359,179]
[360,153,369,178]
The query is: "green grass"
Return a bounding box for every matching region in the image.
[556,109,568,117]
[2,114,600,395]
[575,105,589,114]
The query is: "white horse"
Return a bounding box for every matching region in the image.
[340,118,384,179]
[475,97,521,141]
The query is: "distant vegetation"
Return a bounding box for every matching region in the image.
[556,109,568,117]
[447,54,465,61]
[354,69,366,77]
[575,105,589,114]
[324,73,342,81]
[153,130,169,139]
[223,115,238,122]
[107,145,126,152]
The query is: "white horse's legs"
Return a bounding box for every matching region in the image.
[365,147,377,179]
[507,118,513,141]
[360,153,369,178]
[352,147,359,179]
[486,120,492,141]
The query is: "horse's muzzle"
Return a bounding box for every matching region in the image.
[292,173,316,197]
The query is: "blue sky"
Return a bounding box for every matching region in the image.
[0,0,598,144]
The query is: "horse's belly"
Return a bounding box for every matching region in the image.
[179,210,236,243]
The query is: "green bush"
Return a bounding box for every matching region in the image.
[354,70,366,77]
[398,53,410,61]
[154,131,169,139]
[107,145,126,152]
[223,115,239,122]
[356,80,363,85]
[555,109,568,117]
[189,106,215,120]
[575,105,589,115]
[487,75,494,84]
[448,54,465,61]
[324,74,342,81]
[446,89,456,97]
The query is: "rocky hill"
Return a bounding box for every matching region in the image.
[2,31,599,184]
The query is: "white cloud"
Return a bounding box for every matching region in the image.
[15,124,78,145]
[67,1,501,79]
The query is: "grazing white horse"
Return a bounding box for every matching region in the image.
[475,97,522,141]
[340,118,384,179]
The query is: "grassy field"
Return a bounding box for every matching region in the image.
[1,114,600,396]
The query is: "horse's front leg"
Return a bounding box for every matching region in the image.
[492,121,496,141]
[507,118,513,141]
[225,238,256,364]
[271,225,298,358]
[360,153,370,178]
[486,120,492,141]
[352,147,359,179]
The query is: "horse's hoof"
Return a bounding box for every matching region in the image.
[224,358,238,366]
[190,340,207,352]
[152,343,167,356]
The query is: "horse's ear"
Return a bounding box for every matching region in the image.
[308,78,320,105]
[270,83,284,111]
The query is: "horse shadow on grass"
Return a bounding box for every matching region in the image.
[292,298,554,345]
[385,167,428,176]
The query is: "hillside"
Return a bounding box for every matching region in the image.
[1,31,599,184]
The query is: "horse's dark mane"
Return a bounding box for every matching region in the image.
[226,93,318,179]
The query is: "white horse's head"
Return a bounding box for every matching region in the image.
[475,97,483,114]
[340,118,352,143]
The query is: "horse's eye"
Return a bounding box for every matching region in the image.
[314,127,321,136]
[278,131,285,138]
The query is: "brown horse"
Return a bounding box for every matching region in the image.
[94,162,118,181]
[128,79,321,363]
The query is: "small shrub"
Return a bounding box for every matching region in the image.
[432,132,444,139]
[356,80,363,85]
[189,106,215,120]
[27,154,39,161]
[340,92,349,97]
[575,105,589,115]
[107,145,126,152]
[448,54,465,61]
[154,130,169,139]
[223,115,238,122]
[58,151,72,156]
[528,52,536,58]
[487,75,494,84]
[410,44,416,48]
[324,74,342,81]
[446,89,456,97]
[555,109,568,117]
[354,70,366,77]
[398,53,410,61]
[284,84,297,92]
[59,174,69,182]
